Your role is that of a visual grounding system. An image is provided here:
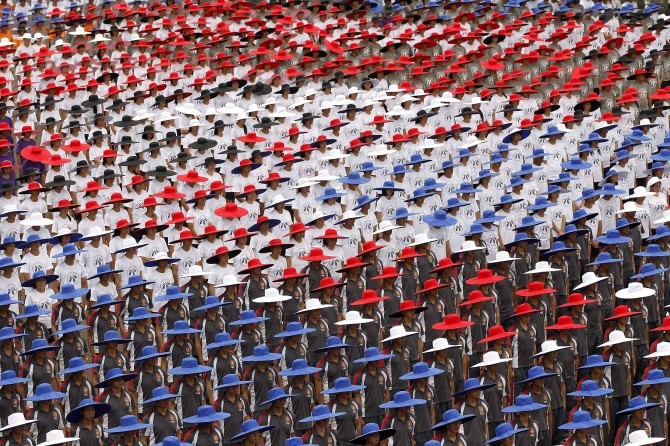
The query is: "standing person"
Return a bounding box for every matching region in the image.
[380,391,427,446]
[350,423,396,446]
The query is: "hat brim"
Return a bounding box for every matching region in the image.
[350,428,396,444]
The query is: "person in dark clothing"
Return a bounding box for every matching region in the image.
[182,405,228,446]
[140,387,182,445]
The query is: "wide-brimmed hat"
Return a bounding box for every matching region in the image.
[453,378,496,397]
[300,404,345,423]
[381,325,419,343]
[25,383,66,401]
[296,298,334,314]
[485,424,529,445]
[230,420,274,442]
[353,347,394,364]
[501,394,548,413]
[379,390,426,409]
[183,405,230,425]
[531,340,571,359]
[616,282,655,300]
[568,380,614,398]
[169,357,212,376]
[472,351,513,368]
[617,396,660,415]
[0,412,36,432]
[598,329,637,348]
[107,415,151,434]
[94,368,138,389]
[93,330,132,346]
[624,430,666,446]
[558,410,608,430]
[241,345,283,363]
[36,430,79,446]
[350,423,396,444]
[517,366,558,384]
[143,387,181,405]
[66,398,111,424]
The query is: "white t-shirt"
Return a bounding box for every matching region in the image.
[24,288,53,328]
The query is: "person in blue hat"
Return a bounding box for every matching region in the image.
[162,321,200,376]
[493,194,524,247]
[155,286,192,334]
[257,387,298,446]
[352,347,392,426]
[139,387,182,444]
[66,398,111,446]
[485,422,529,445]
[380,390,427,446]
[52,242,88,300]
[399,362,441,445]
[106,414,152,446]
[518,366,558,446]
[119,275,154,326]
[635,369,670,442]
[323,376,365,442]
[558,410,608,446]
[192,295,229,362]
[87,293,122,351]
[95,368,137,433]
[229,309,268,358]
[502,394,547,446]
[430,409,474,446]
[92,330,131,379]
[0,370,28,425]
[52,283,88,328]
[88,264,122,306]
[212,374,251,442]
[241,345,282,418]
[124,306,162,363]
[17,234,52,285]
[313,335,352,402]
[229,419,274,446]
[19,337,60,397]
[132,346,169,408]
[21,270,57,331]
[452,378,494,445]
[182,405,229,446]
[25,383,67,444]
[205,332,244,402]
[59,355,99,417]
[350,422,396,446]
[567,380,612,445]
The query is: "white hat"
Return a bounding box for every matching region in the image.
[322,149,350,161]
[0,412,35,432]
[399,93,418,103]
[297,298,334,314]
[335,311,373,326]
[180,265,212,278]
[20,33,32,40]
[625,430,665,446]
[318,101,333,111]
[37,430,79,446]
[459,135,480,149]
[525,261,560,275]
[148,252,174,263]
[573,272,607,290]
[114,237,147,253]
[253,288,292,304]
[154,111,176,123]
[68,26,90,36]
[374,220,401,235]
[598,329,637,348]
[409,233,437,247]
[616,200,644,214]
[335,210,363,224]
[646,342,670,359]
[214,274,247,289]
[615,282,655,300]
[203,107,219,117]
[648,177,661,189]
[417,140,441,151]
[388,105,412,117]
[472,351,512,368]
[246,104,261,114]
[267,194,292,208]
[90,34,110,43]
[270,107,297,118]
[1,203,26,216]
[217,103,244,115]
[20,212,53,227]
[369,145,395,157]
[181,118,204,130]
[133,110,155,121]
[653,209,670,226]
[488,251,519,264]
[468,95,488,105]
[385,83,404,94]
[290,178,318,189]
[423,338,462,353]
[531,340,570,358]
[439,91,461,103]
[382,325,418,343]
[624,186,654,200]
[412,88,429,97]
[0,37,14,47]
[347,86,360,95]
[423,98,444,111]
[313,170,339,182]
[81,226,113,241]
[454,240,485,253]
[288,96,312,109]
[175,104,202,116]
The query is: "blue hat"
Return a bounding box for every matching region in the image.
[390,207,418,220]
[354,347,394,363]
[21,338,60,356]
[25,383,66,401]
[213,374,251,391]
[567,208,598,224]
[502,128,530,143]
[0,327,23,342]
[88,264,123,280]
[66,398,111,424]
[550,172,580,185]
[379,390,427,409]
[15,303,50,320]
[475,210,505,225]
[351,423,396,444]
[317,187,346,201]
[21,270,58,288]
[242,345,283,363]
[636,244,670,258]
[143,386,181,405]
[95,368,138,389]
[485,423,528,444]
[143,255,180,268]
[559,410,608,430]
[373,181,405,193]
[405,154,431,165]
[0,257,24,269]
[0,236,16,250]
[353,194,379,210]
[518,366,558,384]
[51,243,86,258]
[526,196,556,211]
[442,197,470,210]
[162,321,201,336]
[575,188,600,202]
[356,162,383,173]
[52,318,89,336]
[134,346,170,362]
[59,356,99,375]
[156,437,193,446]
[506,176,529,189]
[541,241,577,259]
[635,369,670,386]
[0,294,18,308]
[596,230,632,245]
[153,286,192,301]
[300,404,345,423]
[390,165,412,176]
[651,149,670,162]
[540,185,568,196]
[248,217,280,233]
[50,283,89,300]
[581,132,608,144]
[648,226,670,241]
[404,188,435,203]
[598,183,626,196]
[423,178,446,190]
[494,194,523,207]
[206,332,244,349]
[527,148,552,159]
[616,218,640,231]
[230,420,274,442]
[561,158,593,171]
[463,223,491,236]
[438,160,456,170]
[454,148,473,160]
[452,182,482,194]
[338,172,370,185]
[120,275,155,289]
[89,293,123,310]
[453,378,496,397]
[259,387,297,406]
[400,361,444,380]
[579,354,616,370]
[229,309,269,326]
[280,358,322,377]
[556,224,589,241]
[287,438,318,446]
[513,164,542,177]
[505,233,540,249]
[431,409,475,429]
[107,415,152,433]
[93,330,132,346]
[0,370,28,386]
[321,377,365,394]
[587,252,623,266]
[124,306,160,322]
[540,125,568,138]
[168,357,212,375]
[314,336,352,353]
[16,234,49,249]
[424,209,458,227]
[631,263,669,279]
[501,394,547,412]
[568,380,614,397]
[193,295,231,312]
[183,405,230,424]
[626,129,652,142]
[484,153,509,165]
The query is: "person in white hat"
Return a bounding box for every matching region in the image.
[381,325,418,397]
[335,311,373,374]
[409,233,439,285]
[113,237,148,287]
[180,265,211,324]
[36,429,79,446]
[252,288,291,350]
[0,412,36,445]
[474,351,512,433]
[602,329,638,424]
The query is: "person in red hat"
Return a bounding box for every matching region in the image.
[358,240,384,290]
[337,257,370,310]
[431,258,462,315]
[396,247,424,299]
[508,303,540,395]
[299,248,335,301]
[433,314,474,394]
[390,300,427,365]
[416,279,448,350]
[169,230,202,287]
[372,266,404,331]
[461,290,496,376]
[559,293,594,374]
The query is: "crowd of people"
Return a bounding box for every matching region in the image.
[0,0,668,445]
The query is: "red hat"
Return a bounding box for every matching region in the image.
[20,145,52,163]
[652,316,670,331]
[164,211,195,225]
[337,257,370,272]
[226,227,258,241]
[273,267,309,282]
[390,300,428,318]
[465,269,504,285]
[517,281,557,297]
[176,170,208,183]
[214,203,249,219]
[237,132,267,143]
[545,315,587,330]
[259,238,294,253]
[200,225,228,238]
[299,247,335,262]
[350,289,389,306]
[311,276,346,292]
[239,258,272,274]
[416,279,447,294]
[48,199,80,212]
[604,304,642,321]
[358,240,385,256]
[78,181,108,193]
[114,219,138,231]
[459,290,495,306]
[315,228,347,240]
[511,303,540,317]
[153,186,186,200]
[286,222,311,236]
[169,229,200,244]
[395,247,425,261]
[432,313,475,331]
[124,175,150,188]
[76,200,106,214]
[558,293,596,308]
[61,140,91,152]
[431,258,463,273]
[371,266,405,280]
[205,246,241,264]
[478,325,518,344]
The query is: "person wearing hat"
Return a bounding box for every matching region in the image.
[617,283,655,383]
[501,394,547,446]
[180,405,229,446]
[24,383,66,444]
[350,422,395,446]
[120,275,154,331]
[352,347,392,427]
[398,362,440,445]
[210,374,250,442]
[430,258,462,316]
[0,412,37,446]
[518,366,558,446]
[506,301,539,394]
[138,387,181,445]
[600,330,636,438]
[87,292,123,352]
[453,378,493,446]
[379,391,426,446]
[567,379,612,446]
[256,387,297,446]
[476,351,513,437]
[106,414,152,446]
[430,409,474,446]
[558,410,608,446]
[635,369,670,443]
[17,233,53,285]
[240,345,282,419]
[614,396,659,446]
[19,336,61,398]
[155,284,192,334]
